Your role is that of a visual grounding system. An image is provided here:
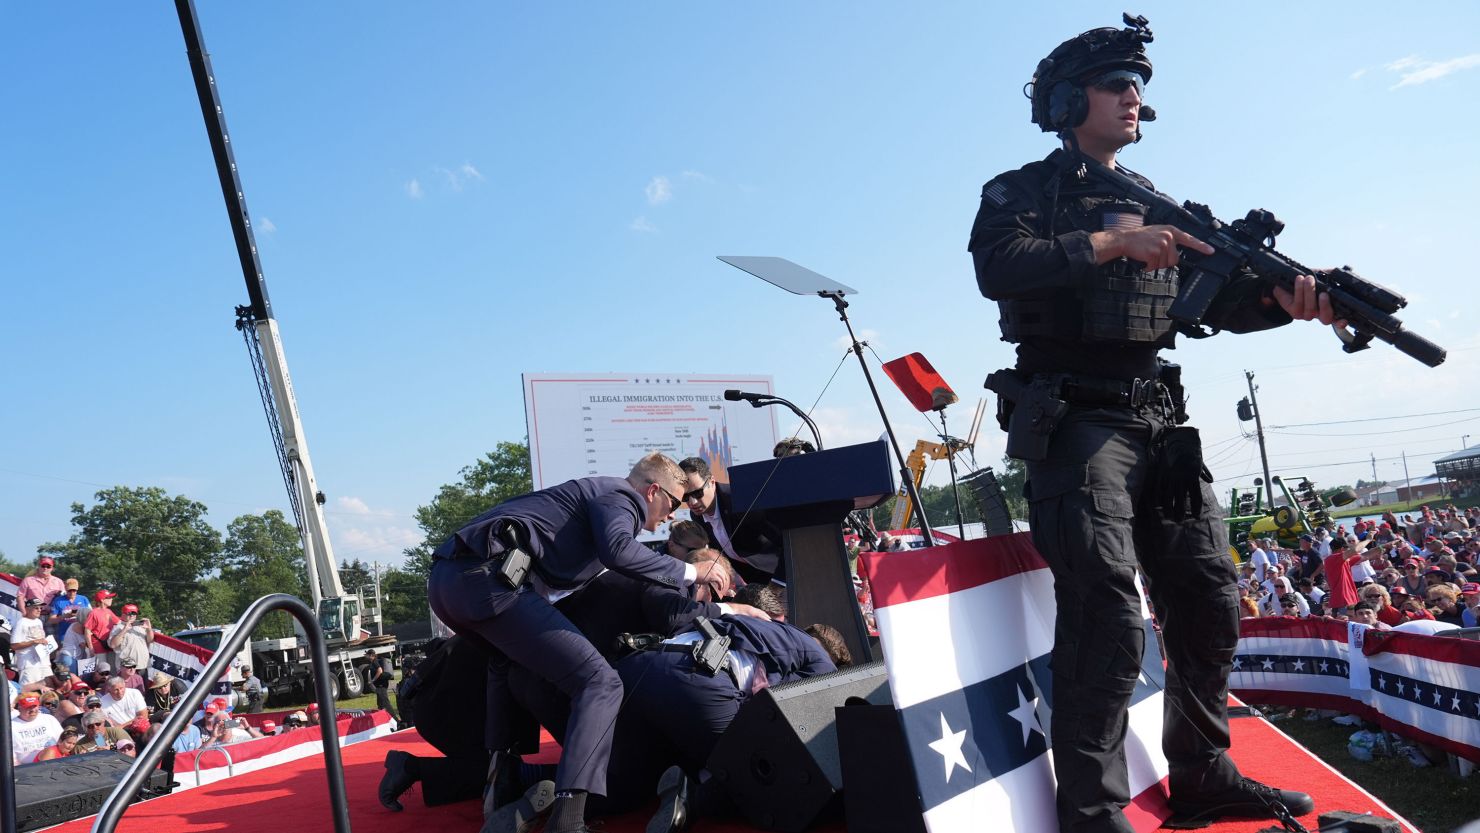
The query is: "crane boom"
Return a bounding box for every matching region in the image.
[176,0,347,617]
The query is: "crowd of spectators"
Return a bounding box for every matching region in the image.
[1236,505,1480,631]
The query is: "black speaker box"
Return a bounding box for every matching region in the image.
[14,750,169,832]
[706,661,890,832]
[836,703,927,833]
[961,467,1015,537]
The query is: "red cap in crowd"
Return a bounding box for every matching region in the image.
[94,589,116,602]
[261,720,277,734]
[204,703,220,714]
[38,557,55,568]
[1462,583,1480,595]
[306,702,318,714]
[1390,586,1410,596]
[121,604,139,614]
[15,694,42,709]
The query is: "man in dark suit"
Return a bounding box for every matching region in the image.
[678,457,784,585]
[429,452,701,833]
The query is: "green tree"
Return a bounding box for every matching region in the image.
[39,486,220,630]
[403,441,533,576]
[191,578,241,630]
[996,456,1028,521]
[222,510,310,640]
[339,559,373,594]
[379,568,428,626]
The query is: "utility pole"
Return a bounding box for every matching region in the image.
[1402,451,1413,508]
[1244,371,1274,493]
[371,562,384,636]
[1370,453,1378,483]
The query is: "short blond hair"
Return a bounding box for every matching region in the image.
[629,452,684,492]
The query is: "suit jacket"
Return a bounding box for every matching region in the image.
[434,476,686,591]
[695,616,836,686]
[696,482,784,575]
[555,571,720,663]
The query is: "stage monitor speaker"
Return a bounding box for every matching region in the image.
[14,749,170,832]
[961,467,1014,536]
[707,661,890,833]
[836,703,926,833]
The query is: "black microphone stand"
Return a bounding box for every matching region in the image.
[824,292,935,543]
[938,409,968,540]
[744,395,824,452]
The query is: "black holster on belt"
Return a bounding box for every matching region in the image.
[489,520,534,589]
[985,369,1068,462]
[691,617,732,676]
[1158,359,1189,425]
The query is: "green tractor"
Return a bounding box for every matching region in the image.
[1224,475,1359,561]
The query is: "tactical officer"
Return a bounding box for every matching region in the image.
[429,452,712,833]
[969,15,1334,832]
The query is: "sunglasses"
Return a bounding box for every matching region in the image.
[653,484,682,514]
[682,476,711,504]
[1089,70,1145,96]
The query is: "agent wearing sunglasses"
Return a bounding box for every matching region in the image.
[676,456,784,586]
[427,452,703,833]
[968,14,1332,830]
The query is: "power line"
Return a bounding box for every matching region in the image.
[1268,407,1480,430]
[1268,414,1480,438]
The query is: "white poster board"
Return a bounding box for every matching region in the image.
[522,373,779,489]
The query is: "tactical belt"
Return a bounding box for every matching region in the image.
[1047,374,1167,410]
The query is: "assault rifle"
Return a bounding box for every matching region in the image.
[1070,152,1446,367]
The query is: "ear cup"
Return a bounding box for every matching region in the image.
[1045,80,1088,131]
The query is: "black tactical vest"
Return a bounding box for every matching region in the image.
[997,169,1179,348]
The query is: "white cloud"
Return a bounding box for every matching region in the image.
[1349,68,1367,80]
[435,163,486,191]
[336,525,421,557]
[336,496,372,515]
[645,175,673,205]
[406,178,424,199]
[1385,53,1480,88]
[258,216,277,233]
[629,216,658,233]
[458,163,484,182]
[681,170,713,183]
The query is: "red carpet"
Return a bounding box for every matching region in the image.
[52,702,1419,833]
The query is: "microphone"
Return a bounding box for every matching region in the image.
[723,389,774,404]
[1139,104,1157,122]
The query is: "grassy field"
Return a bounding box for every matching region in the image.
[1330,497,1479,520]
[1265,712,1476,833]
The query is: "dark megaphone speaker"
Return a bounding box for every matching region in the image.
[961,467,1014,537]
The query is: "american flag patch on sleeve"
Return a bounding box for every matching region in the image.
[982,180,1011,206]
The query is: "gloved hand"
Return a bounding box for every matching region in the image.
[1156,426,1212,520]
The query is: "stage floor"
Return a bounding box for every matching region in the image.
[54,701,1420,833]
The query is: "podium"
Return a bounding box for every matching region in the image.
[729,441,894,662]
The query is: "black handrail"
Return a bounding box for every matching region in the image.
[90,593,351,833]
[1,627,16,833]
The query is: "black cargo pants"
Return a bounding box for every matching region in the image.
[1025,406,1241,833]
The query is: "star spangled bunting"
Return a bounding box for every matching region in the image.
[1369,669,1480,720]
[1231,653,1349,678]
[900,654,1053,811]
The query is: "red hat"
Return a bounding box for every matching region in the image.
[261,720,277,733]
[1462,583,1480,594]
[38,557,55,567]
[94,589,117,602]
[15,693,41,709]
[204,702,220,714]
[305,702,318,713]
[213,698,230,711]
[1390,585,1410,596]
[121,603,139,614]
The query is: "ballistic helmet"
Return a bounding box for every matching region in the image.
[1029,13,1155,133]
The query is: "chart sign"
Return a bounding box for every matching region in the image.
[523,373,780,489]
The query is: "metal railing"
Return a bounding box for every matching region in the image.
[192,744,235,786]
[91,593,351,833]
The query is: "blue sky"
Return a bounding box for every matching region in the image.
[4,2,1478,568]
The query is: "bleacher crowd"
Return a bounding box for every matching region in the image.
[5,556,326,767]
[1236,505,1480,629]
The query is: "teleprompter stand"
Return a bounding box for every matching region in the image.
[717,256,935,543]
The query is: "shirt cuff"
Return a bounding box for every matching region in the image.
[682,562,698,586]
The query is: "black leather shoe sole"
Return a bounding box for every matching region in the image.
[1168,788,1314,821]
[378,750,415,812]
[646,765,690,833]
